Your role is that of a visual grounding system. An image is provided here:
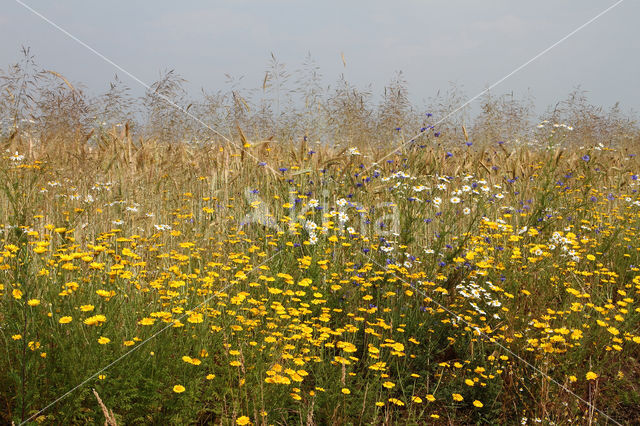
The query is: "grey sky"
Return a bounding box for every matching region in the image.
[2,0,638,116]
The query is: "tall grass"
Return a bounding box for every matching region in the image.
[0,50,639,424]
[2,48,637,152]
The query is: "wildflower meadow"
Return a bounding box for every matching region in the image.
[1,54,640,425]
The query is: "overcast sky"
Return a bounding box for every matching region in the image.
[2,0,638,116]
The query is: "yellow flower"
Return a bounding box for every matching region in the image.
[59,316,73,324]
[97,336,111,345]
[89,262,105,270]
[96,289,116,298]
[465,379,474,386]
[382,381,395,389]
[80,304,95,312]
[187,313,203,323]
[426,394,435,402]
[182,356,202,366]
[12,334,22,340]
[388,398,404,406]
[12,289,23,300]
[27,299,41,306]
[452,393,463,402]
[337,341,357,353]
[341,388,351,395]
[138,317,156,326]
[206,374,215,380]
[236,416,251,425]
[411,396,423,403]
[84,315,107,326]
[473,400,483,408]
[586,371,598,381]
[173,384,185,393]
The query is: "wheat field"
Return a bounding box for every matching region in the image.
[1,52,640,424]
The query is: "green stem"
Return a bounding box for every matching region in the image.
[20,302,27,423]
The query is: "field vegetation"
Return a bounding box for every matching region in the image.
[1,50,640,424]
